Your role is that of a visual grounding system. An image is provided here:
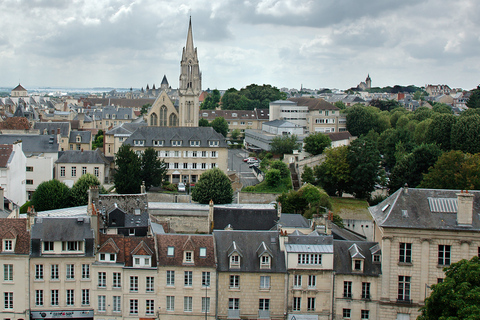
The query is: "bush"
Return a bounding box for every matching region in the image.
[265,169,282,186]
[270,160,289,179]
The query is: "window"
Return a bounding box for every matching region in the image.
[166,296,175,311]
[4,292,13,309]
[200,247,207,257]
[154,140,164,146]
[293,275,302,288]
[202,272,210,287]
[71,166,76,177]
[98,295,106,312]
[307,297,315,311]
[201,162,207,169]
[43,241,54,252]
[82,166,87,175]
[82,289,90,305]
[130,299,138,315]
[211,151,217,157]
[354,260,362,270]
[113,296,121,312]
[260,276,270,289]
[146,299,155,315]
[26,166,33,172]
[94,167,99,177]
[35,290,43,306]
[184,251,193,263]
[66,289,74,306]
[260,255,270,268]
[113,272,121,288]
[343,281,352,298]
[3,264,13,281]
[26,179,33,185]
[3,239,12,252]
[192,163,197,169]
[373,254,381,263]
[230,254,240,267]
[229,298,239,310]
[361,310,370,319]
[399,243,412,263]
[259,298,270,310]
[184,296,192,312]
[362,282,371,299]
[438,245,451,265]
[35,264,43,280]
[230,275,240,288]
[184,271,192,287]
[133,255,151,267]
[398,276,411,302]
[343,308,351,319]
[190,140,200,147]
[308,275,316,288]
[51,264,58,280]
[51,290,58,306]
[66,264,74,280]
[166,270,175,286]
[63,241,81,252]
[298,253,322,265]
[202,151,207,158]
[293,297,301,311]
[202,297,210,313]
[209,141,219,147]
[130,276,138,292]
[171,140,182,146]
[60,166,65,177]
[98,272,106,288]
[167,246,175,256]
[82,264,90,279]
[146,276,154,292]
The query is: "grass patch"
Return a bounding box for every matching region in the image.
[330,197,371,220]
[242,177,292,193]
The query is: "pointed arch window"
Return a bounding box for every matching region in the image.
[169,113,178,127]
[159,106,167,126]
[150,113,158,126]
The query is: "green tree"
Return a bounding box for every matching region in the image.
[276,184,332,216]
[347,136,381,199]
[191,168,233,204]
[303,132,331,156]
[334,101,346,110]
[413,89,428,101]
[414,118,432,145]
[412,106,434,122]
[466,86,480,109]
[378,128,415,169]
[31,179,71,212]
[201,89,221,110]
[369,99,401,111]
[346,105,383,137]
[198,118,210,127]
[231,129,240,140]
[432,103,453,114]
[425,114,457,151]
[314,146,351,196]
[113,144,142,194]
[210,117,229,137]
[451,114,480,154]
[265,169,281,186]
[418,256,480,320]
[269,160,290,179]
[141,147,167,191]
[92,129,104,150]
[140,103,151,115]
[70,173,105,207]
[270,135,301,155]
[301,165,315,184]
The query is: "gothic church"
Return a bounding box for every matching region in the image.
[147,17,202,127]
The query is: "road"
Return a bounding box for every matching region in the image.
[228,148,260,188]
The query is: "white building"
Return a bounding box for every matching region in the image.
[0,142,26,206]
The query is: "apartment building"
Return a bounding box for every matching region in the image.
[199,109,270,138]
[54,149,111,186]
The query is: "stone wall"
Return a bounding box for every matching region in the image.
[146,192,192,203]
[238,192,278,204]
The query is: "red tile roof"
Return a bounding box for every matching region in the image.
[98,233,156,267]
[157,234,215,267]
[0,219,30,254]
[0,144,13,168]
[0,117,31,130]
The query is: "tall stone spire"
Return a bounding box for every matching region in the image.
[185,16,195,57]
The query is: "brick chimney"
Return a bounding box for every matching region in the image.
[456,191,474,225]
[208,199,214,233]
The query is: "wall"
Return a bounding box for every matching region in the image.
[238,192,278,204]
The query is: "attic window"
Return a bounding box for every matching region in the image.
[260,255,271,269]
[171,140,182,146]
[76,135,81,142]
[199,247,207,258]
[184,251,194,264]
[134,140,145,146]
[373,254,381,263]
[167,246,174,257]
[232,113,237,117]
[190,140,200,147]
[202,113,208,117]
[3,239,14,252]
[209,141,219,147]
[133,255,151,267]
[230,254,240,268]
[381,204,390,212]
[99,253,116,263]
[153,140,164,146]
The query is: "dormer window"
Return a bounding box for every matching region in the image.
[190,140,200,147]
[171,140,182,146]
[230,254,240,268]
[134,140,145,146]
[167,246,175,257]
[353,259,364,272]
[133,255,151,267]
[99,253,117,263]
[209,140,219,147]
[184,251,194,264]
[153,140,164,146]
[260,255,271,269]
[3,239,13,252]
[373,254,381,263]
[76,135,81,143]
[62,241,83,252]
[43,241,54,252]
[199,247,207,258]
[232,113,237,117]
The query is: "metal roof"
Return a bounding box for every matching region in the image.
[284,243,333,253]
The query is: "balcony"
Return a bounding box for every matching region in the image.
[228,310,240,319]
[258,310,270,319]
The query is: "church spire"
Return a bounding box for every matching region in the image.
[185,16,195,56]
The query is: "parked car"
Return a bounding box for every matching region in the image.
[178,183,186,192]
[249,162,259,168]
[243,157,257,162]
[247,158,259,164]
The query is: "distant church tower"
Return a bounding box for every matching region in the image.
[178,17,202,127]
[365,74,372,89]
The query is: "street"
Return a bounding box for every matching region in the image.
[228,148,260,188]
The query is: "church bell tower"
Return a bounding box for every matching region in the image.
[179,17,202,127]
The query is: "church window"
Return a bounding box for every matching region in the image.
[150,113,158,126]
[169,113,178,127]
[159,106,167,126]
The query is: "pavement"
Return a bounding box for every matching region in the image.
[228,149,260,188]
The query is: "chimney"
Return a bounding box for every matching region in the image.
[208,199,214,233]
[0,187,4,212]
[87,186,100,216]
[27,206,36,231]
[141,181,146,194]
[404,183,408,194]
[456,191,474,225]
[277,202,282,218]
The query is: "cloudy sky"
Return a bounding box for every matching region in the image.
[1,0,479,91]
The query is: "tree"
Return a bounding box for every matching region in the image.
[418,256,480,320]
[270,135,301,155]
[276,184,332,216]
[198,118,210,127]
[346,105,383,137]
[70,173,104,207]
[369,99,401,111]
[425,113,457,151]
[314,146,351,196]
[451,114,480,154]
[113,144,142,194]
[432,103,453,114]
[334,101,346,110]
[347,136,381,199]
[269,160,289,179]
[265,169,281,186]
[92,129,104,150]
[191,168,233,204]
[231,129,240,140]
[301,165,315,184]
[466,85,480,109]
[31,179,71,212]
[210,117,228,137]
[378,127,415,169]
[201,89,221,110]
[141,147,167,191]
[140,103,151,115]
[303,132,331,156]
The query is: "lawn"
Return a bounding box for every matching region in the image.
[242,176,292,193]
[330,197,372,220]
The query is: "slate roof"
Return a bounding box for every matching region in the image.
[34,122,70,137]
[156,234,215,267]
[285,232,334,254]
[56,149,110,165]
[369,188,480,231]
[278,213,310,228]
[0,145,13,168]
[327,131,352,141]
[0,134,59,155]
[214,230,286,273]
[330,224,367,241]
[199,109,269,121]
[124,126,227,148]
[333,240,381,276]
[0,219,30,254]
[288,97,339,111]
[105,122,146,136]
[12,84,27,92]
[84,98,155,109]
[263,119,302,128]
[31,217,94,241]
[213,206,278,230]
[68,130,92,144]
